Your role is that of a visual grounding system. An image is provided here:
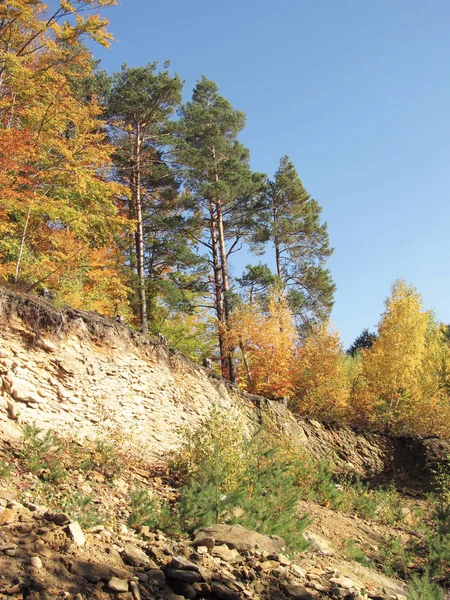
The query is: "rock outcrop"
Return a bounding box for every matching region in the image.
[0,287,449,486]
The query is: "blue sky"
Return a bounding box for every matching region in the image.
[90,0,450,348]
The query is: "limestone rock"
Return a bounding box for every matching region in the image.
[108,577,129,592]
[122,543,150,567]
[304,531,335,555]
[194,523,286,554]
[66,522,86,547]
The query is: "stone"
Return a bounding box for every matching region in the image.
[165,569,201,583]
[191,535,215,552]
[72,560,127,582]
[176,582,196,599]
[329,577,356,590]
[212,544,242,563]
[6,400,18,420]
[122,543,150,567]
[108,577,129,592]
[169,556,200,571]
[256,559,280,571]
[196,545,208,555]
[44,511,71,525]
[194,523,286,553]
[66,522,86,547]
[146,568,166,587]
[130,581,141,600]
[3,375,42,404]
[285,585,314,600]
[30,556,43,569]
[211,581,240,600]
[0,543,17,552]
[291,565,306,578]
[304,532,335,555]
[0,508,16,525]
[34,541,53,558]
[210,581,240,600]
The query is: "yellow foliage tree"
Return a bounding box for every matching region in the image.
[0,0,131,314]
[225,292,296,398]
[291,323,349,422]
[362,279,450,435]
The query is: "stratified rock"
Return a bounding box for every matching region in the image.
[122,543,150,567]
[285,585,314,600]
[194,524,286,554]
[210,581,240,600]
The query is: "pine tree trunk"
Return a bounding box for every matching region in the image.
[211,144,236,382]
[209,201,227,377]
[216,198,236,382]
[134,128,148,334]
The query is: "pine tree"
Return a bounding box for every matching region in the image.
[176,77,265,379]
[107,63,183,332]
[347,328,377,356]
[255,156,335,329]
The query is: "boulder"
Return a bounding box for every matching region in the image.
[194,524,286,553]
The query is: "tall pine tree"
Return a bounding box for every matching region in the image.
[176,77,264,379]
[107,63,183,332]
[255,156,335,329]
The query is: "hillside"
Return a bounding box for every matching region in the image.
[1,287,449,600]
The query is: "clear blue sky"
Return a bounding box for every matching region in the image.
[91,0,450,348]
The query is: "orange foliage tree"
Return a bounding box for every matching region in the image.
[0,0,131,314]
[291,323,349,422]
[225,292,296,398]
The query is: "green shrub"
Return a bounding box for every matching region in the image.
[379,535,413,579]
[408,571,444,600]
[21,424,66,482]
[425,501,450,580]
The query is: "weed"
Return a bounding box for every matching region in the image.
[90,437,124,481]
[0,457,13,478]
[23,482,105,529]
[342,538,374,568]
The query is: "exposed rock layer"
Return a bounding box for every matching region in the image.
[0,287,448,487]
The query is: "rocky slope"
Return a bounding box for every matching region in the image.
[0,493,410,600]
[0,287,449,600]
[0,287,448,485]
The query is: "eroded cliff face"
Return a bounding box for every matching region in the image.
[0,287,448,485]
